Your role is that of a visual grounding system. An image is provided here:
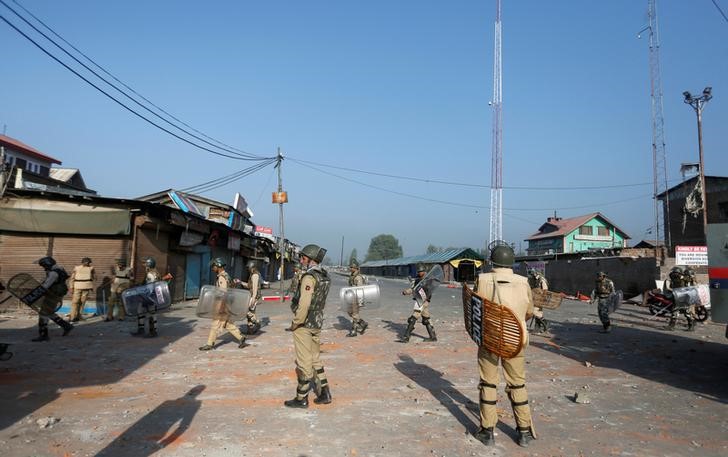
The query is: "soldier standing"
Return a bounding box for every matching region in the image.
[527,269,549,334]
[131,257,168,337]
[34,257,74,341]
[346,259,369,337]
[241,261,262,334]
[199,258,248,351]
[665,266,695,331]
[399,263,437,343]
[105,258,132,322]
[473,243,536,447]
[591,271,615,333]
[284,243,332,408]
[69,257,95,322]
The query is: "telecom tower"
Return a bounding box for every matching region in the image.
[645,0,671,250]
[489,0,503,246]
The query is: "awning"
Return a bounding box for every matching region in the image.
[449,258,483,268]
[0,199,130,235]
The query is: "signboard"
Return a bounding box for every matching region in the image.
[233,192,248,216]
[675,245,708,266]
[168,191,205,217]
[254,225,275,242]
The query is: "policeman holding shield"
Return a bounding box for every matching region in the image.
[346,259,369,337]
[241,261,262,335]
[199,258,248,350]
[131,257,171,337]
[33,257,74,341]
[399,263,437,343]
[284,243,332,408]
[527,269,549,334]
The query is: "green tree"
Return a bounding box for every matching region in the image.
[348,248,358,265]
[426,244,442,254]
[365,234,403,261]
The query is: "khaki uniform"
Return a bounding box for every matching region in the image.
[70,265,95,321]
[244,271,262,328]
[347,270,369,335]
[290,266,331,401]
[475,268,535,433]
[107,265,132,320]
[206,270,246,346]
[402,277,431,320]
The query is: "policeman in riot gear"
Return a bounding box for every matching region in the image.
[474,242,536,447]
[665,266,686,290]
[199,258,248,351]
[527,269,549,334]
[34,257,74,341]
[284,243,333,408]
[399,263,437,343]
[666,266,696,331]
[69,257,95,322]
[131,257,167,337]
[591,271,615,333]
[683,267,697,286]
[346,259,369,337]
[105,258,132,322]
[239,260,262,334]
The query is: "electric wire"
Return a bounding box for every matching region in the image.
[0,8,270,162]
[180,159,276,194]
[711,0,728,24]
[9,0,256,158]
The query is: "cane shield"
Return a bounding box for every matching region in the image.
[196,286,250,320]
[462,283,525,359]
[121,281,172,316]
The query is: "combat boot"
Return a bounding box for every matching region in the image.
[198,344,215,351]
[399,316,417,343]
[313,386,332,405]
[358,319,368,335]
[686,319,696,332]
[32,326,49,342]
[666,318,676,331]
[347,322,358,337]
[423,318,437,342]
[474,427,494,446]
[145,319,158,338]
[535,317,549,334]
[517,427,535,447]
[284,395,309,408]
[599,323,611,333]
[247,321,261,335]
[238,338,249,349]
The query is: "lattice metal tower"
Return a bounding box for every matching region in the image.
[489,0,503,245]
[645,0,671,250]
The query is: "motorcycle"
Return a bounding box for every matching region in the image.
[645,289,709,322]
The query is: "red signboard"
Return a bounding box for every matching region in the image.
[255,226,273,235]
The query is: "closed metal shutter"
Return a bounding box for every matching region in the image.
[0,234,52,293]
[135,227,170,285]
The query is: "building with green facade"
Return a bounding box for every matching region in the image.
[525,212,630,255]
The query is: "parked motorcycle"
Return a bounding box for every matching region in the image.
[645,289,709,322]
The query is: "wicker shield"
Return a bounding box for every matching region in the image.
[531,288,563,310]
[462,283,525,359]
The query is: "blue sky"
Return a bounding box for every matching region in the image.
[1,0,726,260]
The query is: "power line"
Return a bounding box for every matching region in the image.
[0,4,271,162]
[9,0,256,158]
[711,0,728,23]
[180,158,276,194]
[289,157,675,191]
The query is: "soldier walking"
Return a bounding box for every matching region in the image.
[199,258,248,351]
[131,257,169,337]
[346,259,369,337]
[399,263,437,343]
[527,269,549,334]
[34,257,74,341]
[474,243,536,447]
[284,243,332,408]
[105,258,132,322]
[591,271,615,333]
[241,261,262,335]
[69,257,95,322]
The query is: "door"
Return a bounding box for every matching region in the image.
[185,253,202,299]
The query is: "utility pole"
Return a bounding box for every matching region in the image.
[340,236,344,266]
[488,0,503,246]
[0,146,6,197]
[273,148,288,301]
[683,88,712,242]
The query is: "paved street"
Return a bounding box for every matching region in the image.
[1,273,727,457]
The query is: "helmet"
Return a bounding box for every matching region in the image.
[81,257,92,265]
[684,267,696,276]
[210,257,226,268]
[144,257,156,269]
[416,263,427,273]
[596,271,606,278]
[349,259,359,268]
[115,258,127,266]
[528,268,537,276]
[246,260,257,270]
[301,244,327,263]
[37,256,56,269]
[670,266,684,274]
[489,243,514,268]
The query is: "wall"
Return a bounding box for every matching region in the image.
[544,257,659,297]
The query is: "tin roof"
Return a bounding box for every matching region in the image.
[0,134,62,165]
[361,248,482,267]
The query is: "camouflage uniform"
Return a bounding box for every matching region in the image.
[34,258,74,341]
[665,267,694,331]
[592,273,615,332]
[106,261,132,321]
[400,265,437,343]
[132,259,162,337]
[527,270,549,333]
[285,263,332,408]
[347,262,369,337]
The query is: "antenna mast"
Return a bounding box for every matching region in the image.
[489,0,503,245]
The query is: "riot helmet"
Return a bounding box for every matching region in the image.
[349,259,359,269]
[596,271,606,278]
[246,260,257,271]
[210,257,226,268]
[144,257,156,269]
[489,241,514,268]
[37,256,56,270]
[416,263,427,273]
[670,266,684,274]
[301,244,327,264]
[684,267,696,277]
[115,258,127,267]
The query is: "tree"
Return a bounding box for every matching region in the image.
[426,244,442,254]
[365,234,403,261]
[348,248,358,265]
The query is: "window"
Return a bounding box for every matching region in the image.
[15,158,27,169]
[597,226,609,236]
[579,225,592,235]
[718,201,728,222]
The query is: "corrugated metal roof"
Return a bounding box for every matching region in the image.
[48,167,79,182]
[361,248,482,267]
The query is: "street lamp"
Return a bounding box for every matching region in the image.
[683,87,712,242]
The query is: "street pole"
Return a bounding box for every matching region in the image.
[0,146,6,197]
[340,235,344,266]
[683,87,712,242]
[275,147,286,301]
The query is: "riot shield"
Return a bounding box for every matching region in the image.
[121,281,171,316]
[196,285,250,320]
[339,283,381,313]
[462,283,525,359]
[6,273,63,315]
[412,265,444,309]
[607,290,623,314]
[671,286,710,310]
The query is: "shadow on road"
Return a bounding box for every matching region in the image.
[95,385,205,457]
[394,354,478,432]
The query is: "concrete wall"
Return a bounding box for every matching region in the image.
[543,257,659,297]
